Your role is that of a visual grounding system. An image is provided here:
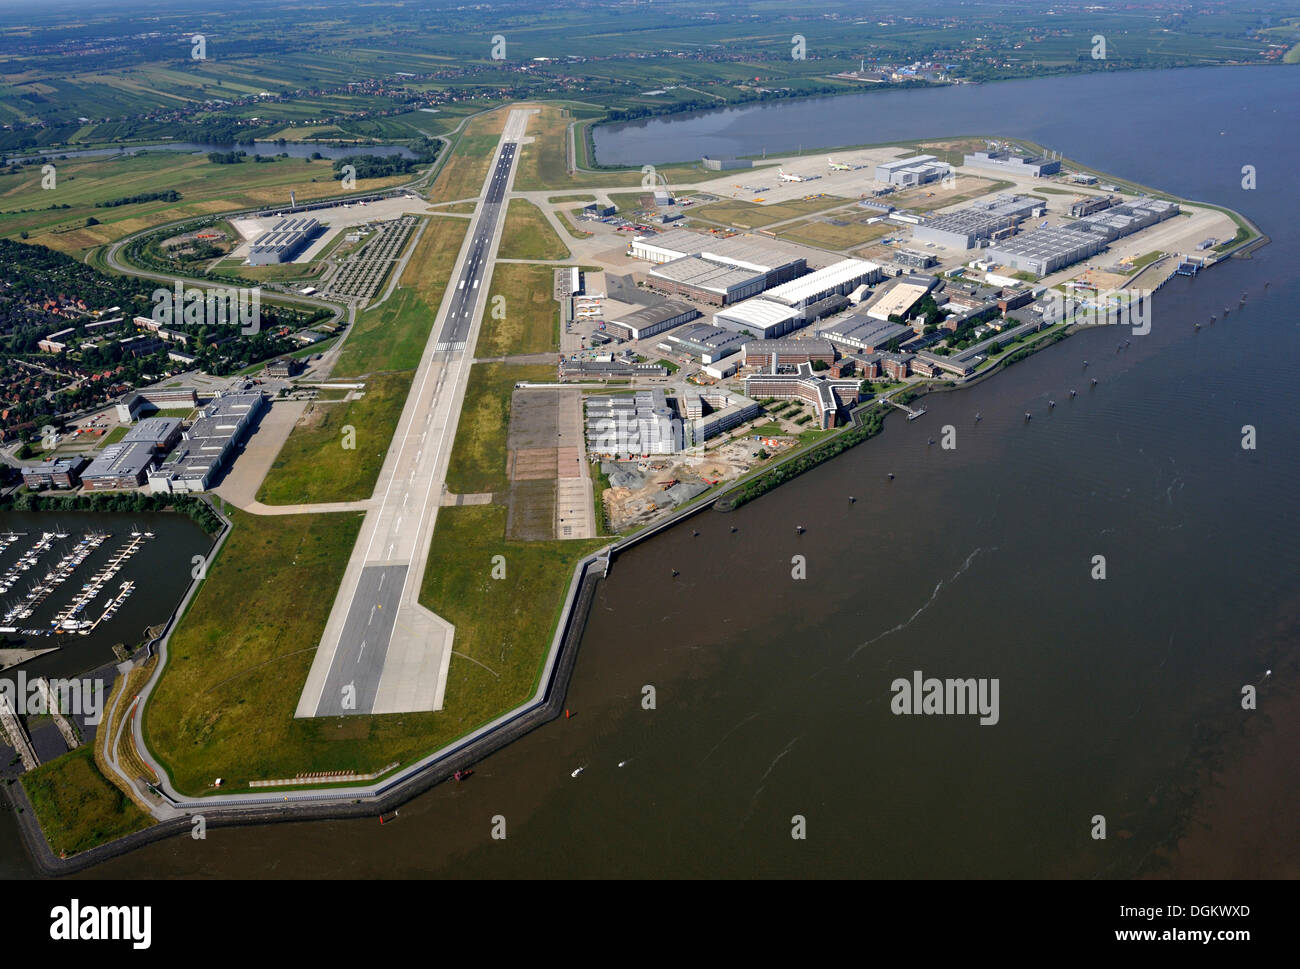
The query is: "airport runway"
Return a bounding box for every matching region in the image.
[297,109,534,717]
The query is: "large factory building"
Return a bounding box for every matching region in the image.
[604,300,700,340]
[631,229,810,304]
[963,151,1061,177]
[247,217,323,265]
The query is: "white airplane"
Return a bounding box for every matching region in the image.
[777,168,805,182]
[828,157,852,171]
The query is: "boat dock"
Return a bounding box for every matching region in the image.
[0,531,63,595]
[49,534,148,635]
[3,532,110,624]
[884,397,927,420]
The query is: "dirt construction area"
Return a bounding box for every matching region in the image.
[600,442,762,533]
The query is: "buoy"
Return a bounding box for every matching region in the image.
[1091,377,1098,386]
[671,569,679,577]
[849,496,856,503]
[730,526,737,533]
[692,529,699,537]
[1083,360,1089,368]
[1070,389,1077,397]
[975,412,981,421]
[565,709,571,719]
[1025,412,1031,421]
[927,437,934,446]
[1049,400,1055,408]
[887,473,895,480]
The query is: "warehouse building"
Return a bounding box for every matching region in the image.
[875,155,951,187]
[121,417,182,452]
[561,359,668,379]
[761,259,883,312]
[80,441,159,491]
[863,275,939,322]
[963,151,1061,177]
[147,393,265,493]
[247,217,323,266]
[984,224,1107,276]
[646,257,769,306]
[702,156,753,171]
[115,387,198,422]
[986,198,1177,276]
[712,299,802,340]
[912,194,1040,249]
[628,230,810,288]
[604,300,700,340]
[265,357,303,379]
[742,338,836,371]
[22,456,89,491]
[744,363,861,429]
[1069,194,1118,218]
[660,323,747,364]
[893,248,937,269]
[817,315,912,353]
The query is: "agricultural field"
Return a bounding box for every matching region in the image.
[0,150,406,254]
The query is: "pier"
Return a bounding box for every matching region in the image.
[883,397,927,420]
[49,534,147,634]
[34,678,80,751]
[0,694,38,772]
[3,532,110,624]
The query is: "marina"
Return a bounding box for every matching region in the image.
[46,534,151,635]
[0,530,64,595]
[0,532,110,625]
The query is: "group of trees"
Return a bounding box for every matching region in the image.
[0,490,224,535]
[96,190,182,208]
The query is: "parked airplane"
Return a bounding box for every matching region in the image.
[778,168,806,182]
[828,157,852,171]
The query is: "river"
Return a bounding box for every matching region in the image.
[4,65,1298,879]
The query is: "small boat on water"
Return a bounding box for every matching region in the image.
[570,767,585,778]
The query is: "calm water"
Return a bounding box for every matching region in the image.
[0,511,212,679]
[5,66,1298,878]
